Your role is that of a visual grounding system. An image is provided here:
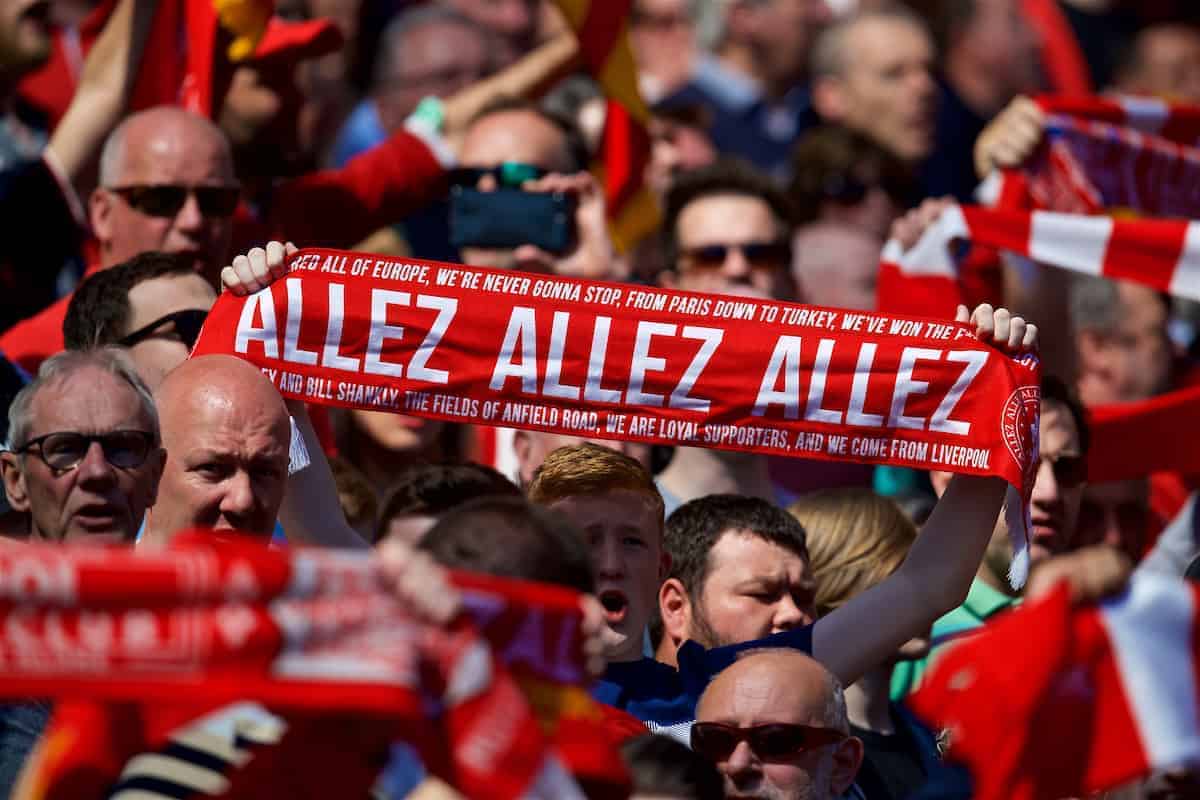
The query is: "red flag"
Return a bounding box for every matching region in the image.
[911,575,1200,800]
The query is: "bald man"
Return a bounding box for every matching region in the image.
[693,650,863,800]
[90,107,240,283]
[142,354,290,544]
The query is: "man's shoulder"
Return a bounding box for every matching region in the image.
[0,293,71,374]
[594,657,691,726]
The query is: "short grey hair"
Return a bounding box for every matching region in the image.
[7,348,160,452]
[1069,274,1123,337]
[373,5,492,88]
[811,3,930,79]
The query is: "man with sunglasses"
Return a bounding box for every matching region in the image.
[654,160,796,515]
[0,348,164,544]
[63,251,216,390]
[890,374,1092,698]
[693,649,864,800]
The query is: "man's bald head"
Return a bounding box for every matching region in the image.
[145,356,290,544]
[91,107,238,282]
[695,649,861,799]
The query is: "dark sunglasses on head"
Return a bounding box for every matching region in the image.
[1043,452,1087,489]
[111,185,241,218]
[691,722,846,763]
[13,430,157,472]
[447,162,547,189]
[118,308,209,351]
[681,241,792,270]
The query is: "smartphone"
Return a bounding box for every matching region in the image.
[449,187,577,255]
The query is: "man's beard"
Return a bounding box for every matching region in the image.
[686,595,727,649]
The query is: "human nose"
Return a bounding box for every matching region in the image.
[1032,458,1061,508]
[173,190,205,232]
[594,534,624,578]
[773,593,807,632]
[219,470,256,516]
[722,245,752,279]
[725,738,759,776]
[75,441,116,484]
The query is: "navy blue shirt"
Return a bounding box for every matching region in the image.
[593,624,815,737]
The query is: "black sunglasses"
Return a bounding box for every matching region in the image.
[681,241,792,270]
[447,162,548,189]
[111,185,240,218]
[118,309,209,351]
[691,722,846,763]
[14,430,157,472]
[1042,452,1087,489]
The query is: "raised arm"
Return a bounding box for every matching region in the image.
[46,0,156,185]
[813,303,1038,686]
[222,242,369,550]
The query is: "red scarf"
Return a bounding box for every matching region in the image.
[911,575,1200,800]
[192,249,1040,553]
[4,534,629,799]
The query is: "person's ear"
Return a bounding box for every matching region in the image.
[811,76,848,122]
[0,452,31,514]
[90,188,114,246]
[829,735,865,795]
[659,577,691,648]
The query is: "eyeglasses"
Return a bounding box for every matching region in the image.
[447,162,547,189]
[118,309,209,351]
[680,241,792,270]
[14,430,158,472]
[1041,452,1087,489]
[691,722,846,763]
[110,185,241,218]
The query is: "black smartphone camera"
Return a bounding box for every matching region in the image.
[449,187,577,255]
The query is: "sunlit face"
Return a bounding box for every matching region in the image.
[670,194,793,301]
[153,388,290,539]
[689,530,816,648]
[0,368,162,544]
[91,115,237,283]
[695,654,847,800]
[549,490,665,663]
[828,17,937,162]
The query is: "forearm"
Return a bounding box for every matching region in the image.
[47,0,155,182]
[900,474,1007,613]
[442,33,581,142]
[279,400,369,550]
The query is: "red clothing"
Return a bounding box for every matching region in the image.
[0,129,446,374]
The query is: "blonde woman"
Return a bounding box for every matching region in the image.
[790,488,959,800]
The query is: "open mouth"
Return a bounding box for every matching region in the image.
[598,590,628,625]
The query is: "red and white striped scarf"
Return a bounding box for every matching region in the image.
[2,534,627,799]
[911,574,1200,800]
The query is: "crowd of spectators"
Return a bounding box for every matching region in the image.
[2,0,1200,798]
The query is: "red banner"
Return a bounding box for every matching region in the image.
[192,249,1041,492]
[0,534,624,799]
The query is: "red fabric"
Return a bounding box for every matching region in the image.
[193,250,1042,500]
[0,129,444,374]
[261,129,447,249]
[911,578,1200,800]
[1087,385,1200,483]
[17,2,341,125]
[4,534,625,799]
[1020,0,1092,96]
